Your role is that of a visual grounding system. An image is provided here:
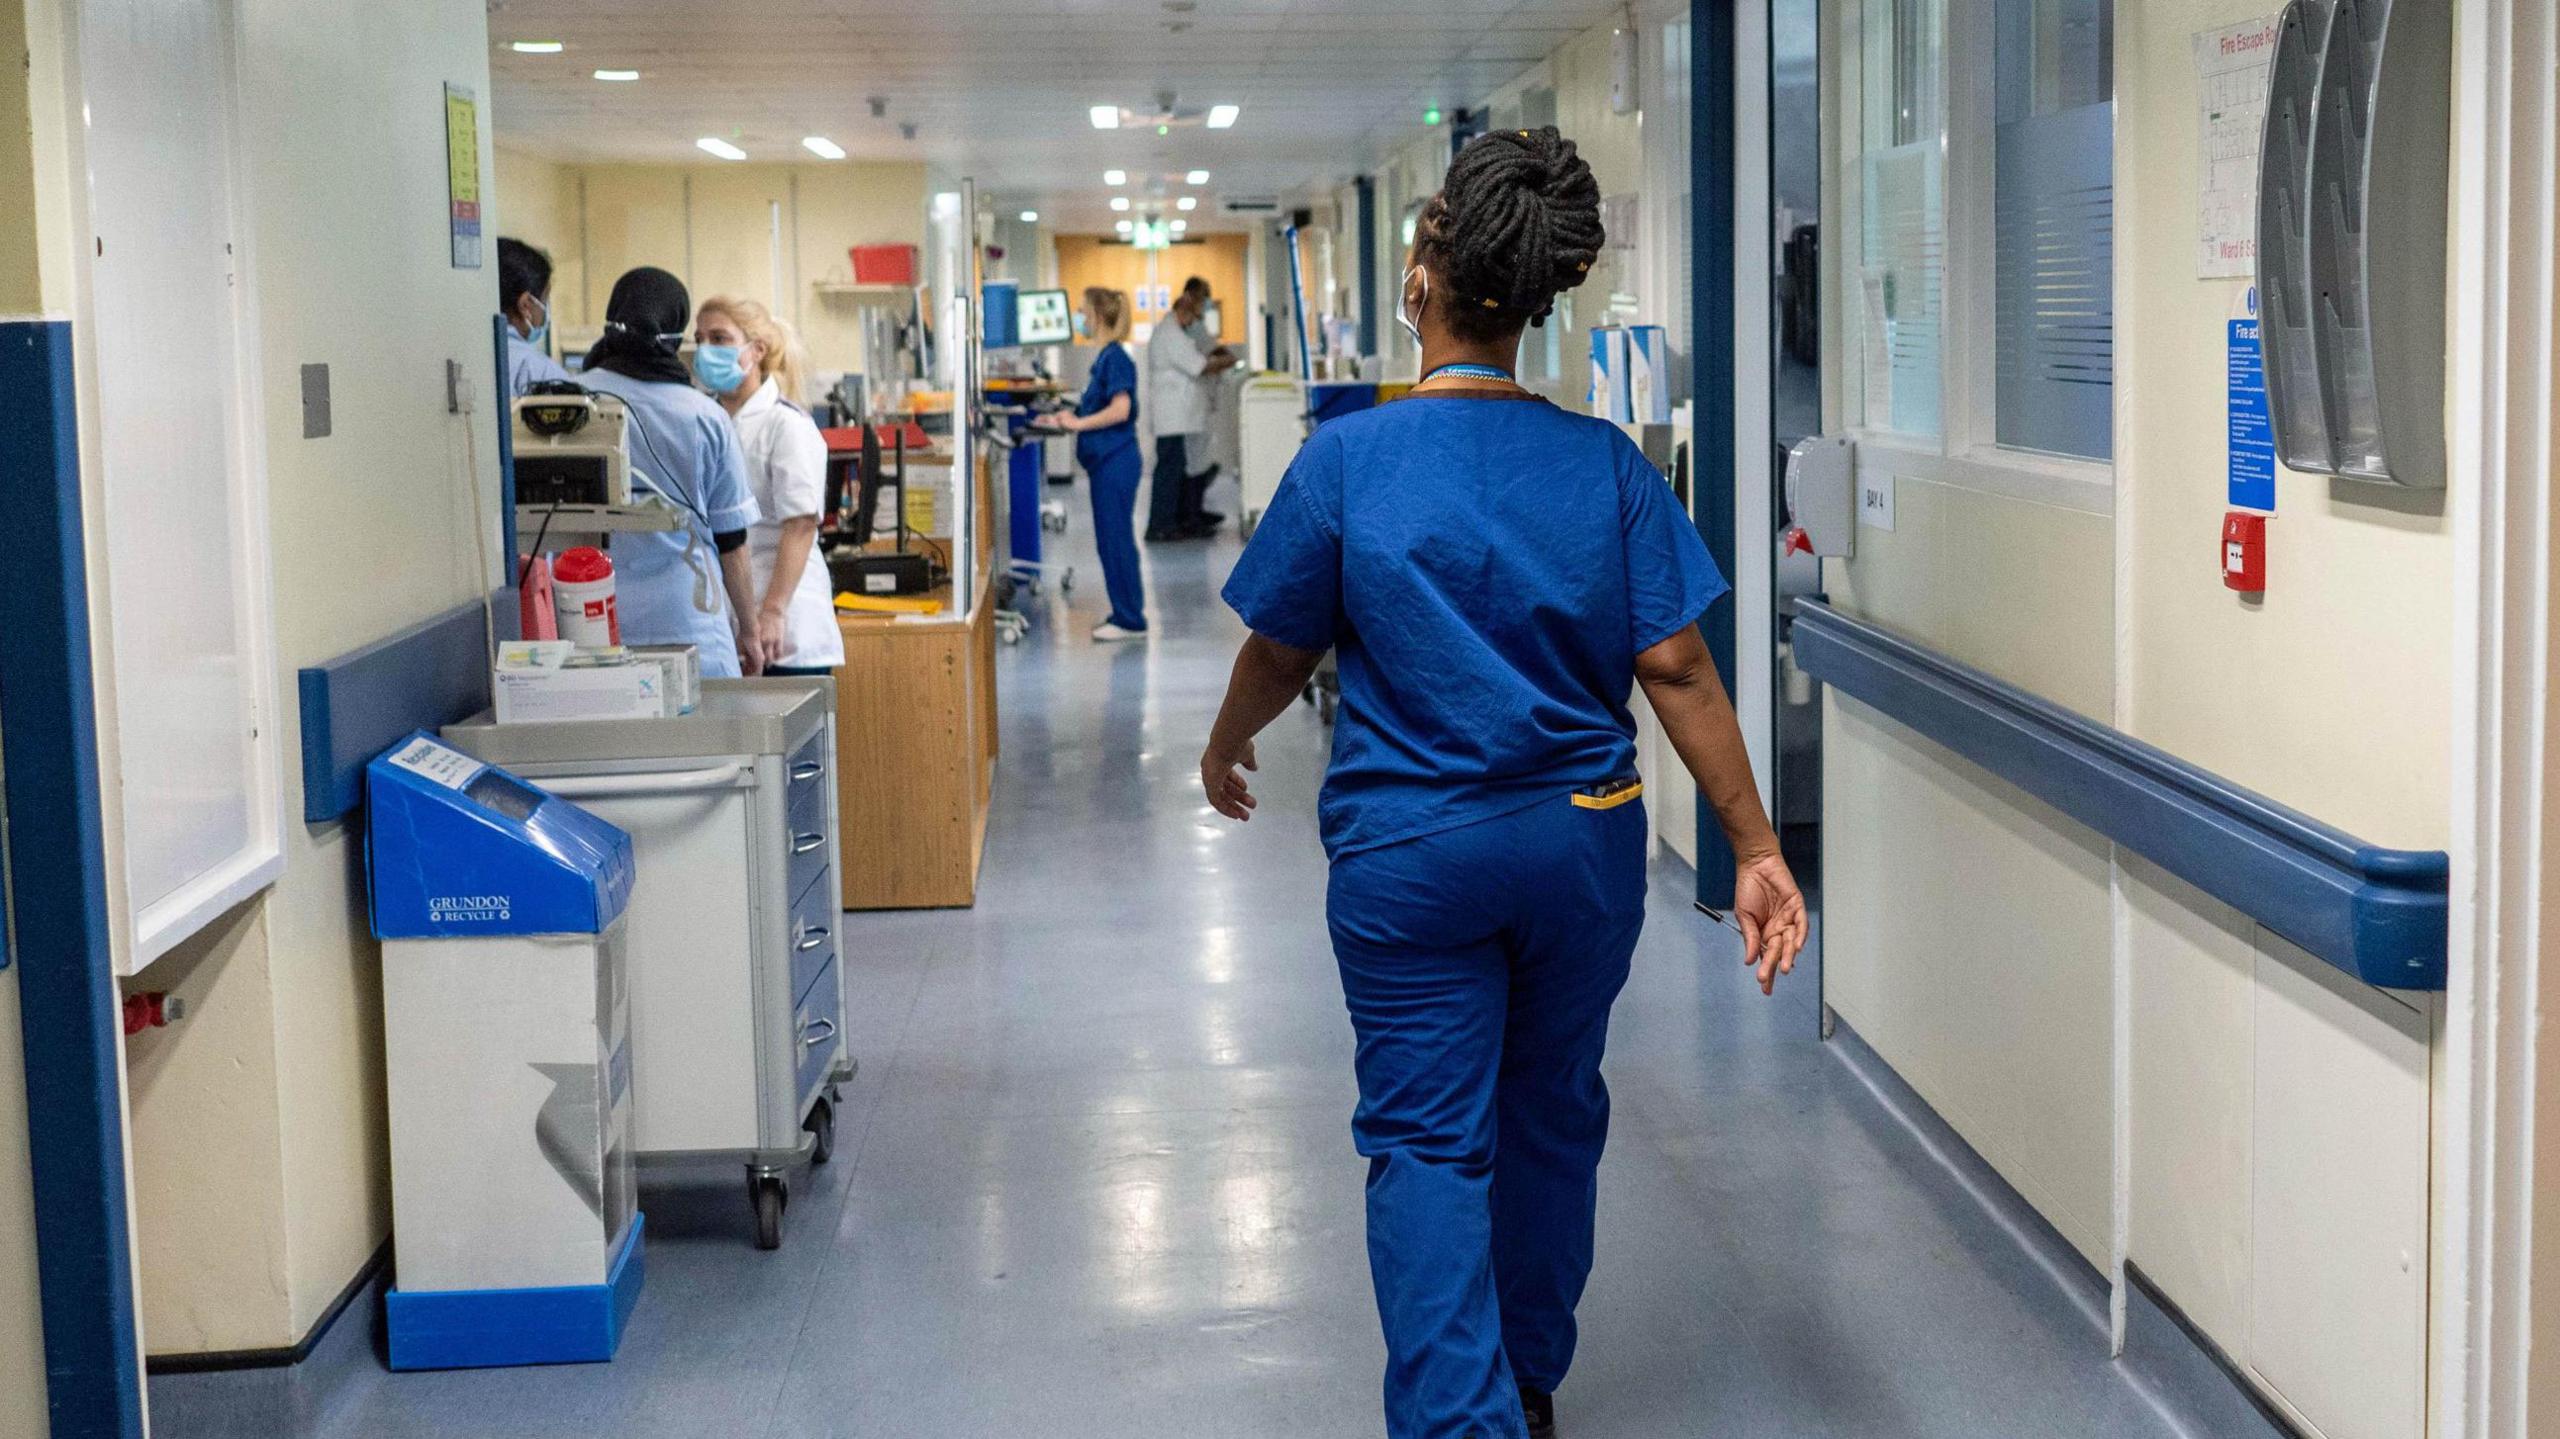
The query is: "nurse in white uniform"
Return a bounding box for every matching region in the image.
[693,295,845,677]
[498,237,572,401]
[575,267,766,677]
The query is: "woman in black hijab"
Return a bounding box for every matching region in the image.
[573,267,768,675]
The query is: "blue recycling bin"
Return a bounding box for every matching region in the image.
[366,732,644,1370]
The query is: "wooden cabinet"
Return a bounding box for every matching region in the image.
[832,571,997,910]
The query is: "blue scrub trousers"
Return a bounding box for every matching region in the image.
[1326,789,1649,1439]
[1082,443,1147,630]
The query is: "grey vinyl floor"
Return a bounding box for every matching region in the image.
[152,481,2197,1439]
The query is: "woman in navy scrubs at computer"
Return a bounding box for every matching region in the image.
[1201,128,1809,1439]
[1044,287,1147,642]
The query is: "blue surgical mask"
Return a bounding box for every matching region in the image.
[692,343,748,393]
[521,296,550,352]
[1073,311,1090,339]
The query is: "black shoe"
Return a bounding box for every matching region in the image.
[1144,528,1182,543]
[1196,508,1226,525]
[1520,1387,1555,1438]
[1195,463,1224,486]
[1177,520,1221,539]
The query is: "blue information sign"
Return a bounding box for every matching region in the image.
[2227,317,2276,511]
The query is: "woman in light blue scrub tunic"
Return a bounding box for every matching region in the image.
[575,267,765,677]
[1203,129,1810,1439]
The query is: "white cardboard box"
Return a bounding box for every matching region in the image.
[494,643,671,724]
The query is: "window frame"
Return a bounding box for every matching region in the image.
[1834,0,2116,514]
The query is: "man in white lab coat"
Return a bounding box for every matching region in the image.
[1145,276,1238,541]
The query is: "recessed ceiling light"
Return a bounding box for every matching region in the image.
[696,137,747,161]
[1089,105,1121,130]
[510,41,564,54]
[802,136,846,160]
[1171,219,1189,233]
[1115,219,1134,235]
[1103,169,1127,186]
[1206,104,1240,129]
[1020,210,1040,224]
[1110,196,1131,212]
[593,68,640,82]
[1186,169,1210,185]
[1176,196,1197,212]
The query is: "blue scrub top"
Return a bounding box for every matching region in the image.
[575,368,762,677]
[1223,393,1729,859]
[505,331,572,402]
[1075,342,1140,468]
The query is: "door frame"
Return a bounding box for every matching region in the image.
[2440,0,2558,1432]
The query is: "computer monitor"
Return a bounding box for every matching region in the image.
[1016,288,1073,346]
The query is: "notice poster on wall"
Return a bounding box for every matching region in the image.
[2228,296,2276,511]
[2192,18,2280,279]
[444,82,482,270]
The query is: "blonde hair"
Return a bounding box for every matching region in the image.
[1082,286,1131,344]
[696,295,809,402]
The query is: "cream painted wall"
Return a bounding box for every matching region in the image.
[492,145,580,334]
[485,154,927,398]
[2113,5,2448,1434]
[1821,485,2119,1267]
[106,0,505,1357]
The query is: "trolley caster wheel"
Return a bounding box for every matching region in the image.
[806,1097,836,1166]
[751,1175,788,1251]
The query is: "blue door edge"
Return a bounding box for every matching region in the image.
[1692,0,1741,906]
[0,319,149,1437]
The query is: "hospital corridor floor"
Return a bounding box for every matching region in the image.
[154,507,2200,1439]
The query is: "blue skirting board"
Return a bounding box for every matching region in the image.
[387,1213,645,1371]
[1792,599,2448,990]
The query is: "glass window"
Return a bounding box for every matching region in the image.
[1852,0,1947,439]
[1992,0,2114,459]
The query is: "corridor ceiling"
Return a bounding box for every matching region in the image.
[485,0,1632,229]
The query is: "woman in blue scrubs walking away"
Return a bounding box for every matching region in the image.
[1046,287,1148,642]
[575,267,767,677]
[1204,127,1809,1439]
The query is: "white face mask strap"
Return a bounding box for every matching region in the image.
[1399,266,1428,345]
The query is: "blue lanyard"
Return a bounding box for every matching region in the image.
[1421,363,1515,384]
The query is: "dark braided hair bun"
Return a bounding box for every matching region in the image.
[1423,126,1605,332]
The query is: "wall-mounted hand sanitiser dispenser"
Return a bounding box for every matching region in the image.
[2254,0,2451,488]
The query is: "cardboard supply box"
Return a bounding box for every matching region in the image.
[627,645,700,717]
[494,641,677,724]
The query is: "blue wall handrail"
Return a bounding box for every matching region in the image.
[297,600,495,824]
[1791,599,2447,990]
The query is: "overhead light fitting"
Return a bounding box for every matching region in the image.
[1104,169,1127,186]
[696,137,747,161]
[1110,196,1131,212]
[1020,210,1040,223]
[593,69,640,81]
[802,136,846,160]
[1171,219,1189,234]
[1115,219,1135,235]
[1206,104,1240,129]
[510,40,564,54]
[1090,105,1121,130]
[1176,196,1197,211]
[1186,169,1210,184]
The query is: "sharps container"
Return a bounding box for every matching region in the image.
[365,731,643,1370]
